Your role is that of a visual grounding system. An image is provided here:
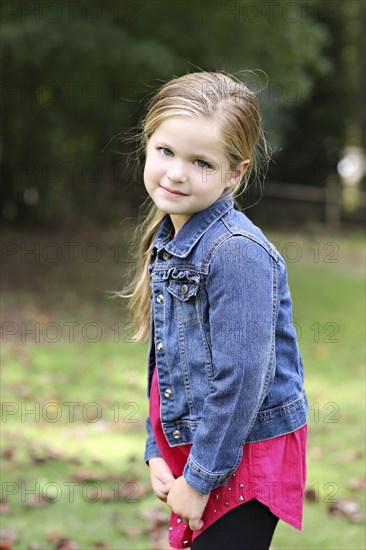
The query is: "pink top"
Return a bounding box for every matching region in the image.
[149,365,307,549]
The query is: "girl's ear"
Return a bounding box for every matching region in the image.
[228,159,251,186]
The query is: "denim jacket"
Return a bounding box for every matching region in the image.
[144,192,308,495]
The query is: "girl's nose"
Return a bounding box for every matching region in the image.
[167,162,188,183]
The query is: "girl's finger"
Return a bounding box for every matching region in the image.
[154,489,168,502]
[163,480,175,492]
[189,519,204,531]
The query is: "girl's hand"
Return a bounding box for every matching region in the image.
[148,457,176,502]
[167,475,209,531]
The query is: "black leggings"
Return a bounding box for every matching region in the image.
[191,498,279,550]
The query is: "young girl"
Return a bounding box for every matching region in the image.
[122,71,308,550]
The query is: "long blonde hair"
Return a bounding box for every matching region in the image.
[117,70,268,343]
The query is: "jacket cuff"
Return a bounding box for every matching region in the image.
[183,455,233,495]
[144,439,162,466]
[144,415,163,465]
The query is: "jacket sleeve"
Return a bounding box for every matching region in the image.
[183,236,276,494]
[144,415,162,465]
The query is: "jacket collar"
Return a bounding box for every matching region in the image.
[152,192,234,259]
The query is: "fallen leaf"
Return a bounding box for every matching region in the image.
[93,542,108,549]
[0,501,11,515]
[68,457,82,465]
[127,455,138,463]
[333,450,363,462]
[54,538,79,550]
[139,507,169,525]
[2,448,15,460]
[118,480,151,501]
[99,474,123,482]
[149,528,171,550]
[28,445,62,464]
[135,506,171,549]
[28,451,48,464]
[346,477,366,491]
[308,446,322,459]
[71,469,105,482]
[86,489,115,502]
[0,530,19,543]
[304,487,318,503]
[145,503,176,550]
[327,499,364,523]
[23,494,49,508]
[120,525,148,537]
[46,533,66,542]
[34,314,51,325]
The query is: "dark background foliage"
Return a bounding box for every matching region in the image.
[1,0,364,227]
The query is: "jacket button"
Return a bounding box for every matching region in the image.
[172,430,181,439]
[180,284,188,295]
[163,251,171,260]
[164,388,173,398]
[156,294,164,303]
[156,342,164,351]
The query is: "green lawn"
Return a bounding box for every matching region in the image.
[1,228,365,549]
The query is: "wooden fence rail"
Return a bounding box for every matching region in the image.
[246,178,365,231]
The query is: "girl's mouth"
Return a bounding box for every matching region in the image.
[161,185,188,196]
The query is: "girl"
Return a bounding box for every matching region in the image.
[121,71,308,550]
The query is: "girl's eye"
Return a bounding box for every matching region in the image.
[157,148,211,169]
[195,159,210,169]
[158,147,173,157]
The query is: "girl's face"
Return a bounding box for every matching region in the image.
[144,116,249,235]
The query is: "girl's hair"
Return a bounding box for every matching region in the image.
[117,70,269,343]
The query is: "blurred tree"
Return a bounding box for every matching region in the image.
[1,0,351,226]
[271,1,365,189]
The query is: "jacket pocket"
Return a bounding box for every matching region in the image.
[167,273,200,325]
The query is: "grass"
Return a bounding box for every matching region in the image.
[1,226,365,549]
